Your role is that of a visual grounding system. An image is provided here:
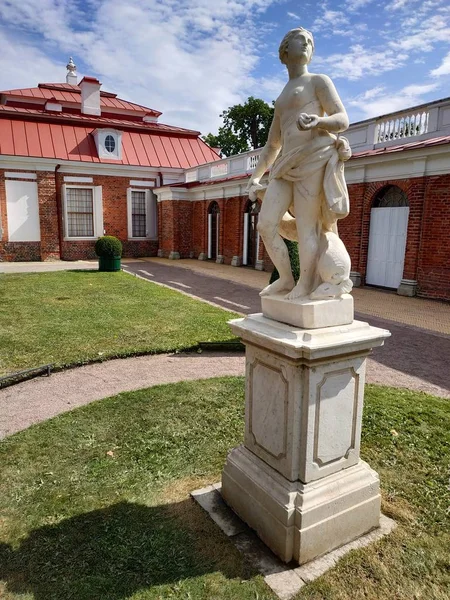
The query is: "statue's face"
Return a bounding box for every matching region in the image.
[287,31,313,64]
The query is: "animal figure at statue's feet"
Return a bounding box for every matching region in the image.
[310,231,353,300]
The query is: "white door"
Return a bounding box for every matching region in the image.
[366,207,409,288]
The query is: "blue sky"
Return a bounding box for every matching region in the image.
[0,0,449,135]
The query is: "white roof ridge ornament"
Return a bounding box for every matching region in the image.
[66,57,78,85]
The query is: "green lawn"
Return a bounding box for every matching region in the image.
[0,271,240,377]
[0,379,448,599]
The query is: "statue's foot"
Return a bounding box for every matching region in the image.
[284,282,311,300]
[310,279,353,300]
[259,276,295,297]
[310,282,338,300]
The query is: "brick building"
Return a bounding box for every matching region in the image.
[1,61,449,301]
[0,59,218,263]
[155,97,450,301]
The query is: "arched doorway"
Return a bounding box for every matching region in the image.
[243,200,260,267]
[207,201,220,260]
[366,185,409,288]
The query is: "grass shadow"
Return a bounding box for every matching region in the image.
[0,498,255,600]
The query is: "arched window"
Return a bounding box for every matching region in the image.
[208,201,220,260]
[243,199,260,267]
[373,185,409,208]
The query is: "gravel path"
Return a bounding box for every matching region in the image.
[1,347,448,440]
[0,352,245,439]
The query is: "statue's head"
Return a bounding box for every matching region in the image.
[279,28,314,66]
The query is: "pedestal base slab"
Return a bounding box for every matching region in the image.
[261,293,354,329]
[222,445,380,565]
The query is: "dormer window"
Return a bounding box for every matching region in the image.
[45,98,62,112]
[93,128,122,160]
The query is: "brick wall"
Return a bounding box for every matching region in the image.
[222,195,246,261]
[158,200,192,257]
[2,164,449,300]
[39,171,61,260]
[192,200,208,256]
[0,169,158,261]
[417,174,450,300]
[339,182,365,272]
[58,173,158,260]
[343,176,450,300]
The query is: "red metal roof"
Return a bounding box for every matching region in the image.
[0,105,201,135]
[1,83,162,116]
[0,116,219,168]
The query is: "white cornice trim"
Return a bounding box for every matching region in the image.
[349,142,450,169]
[0,155,185,179]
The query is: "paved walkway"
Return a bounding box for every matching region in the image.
[1,257,449,439]
[135,258,450,336]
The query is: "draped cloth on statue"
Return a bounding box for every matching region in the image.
[269,133,352,219]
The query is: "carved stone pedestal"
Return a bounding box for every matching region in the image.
[222,314,390,565]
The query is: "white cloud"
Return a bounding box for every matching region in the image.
[251,74,286,99]
[314,45,408,80]
[388,14,450,52]
[313,3,369,40]
[345,0,374,11]
[354,86,387,101]
[0,29,66,88]
[314,9,349,30]
[0,0,280,134]
[388,0,413,9]
[287,11,301,19]
[349,82,440,118]
[430,52,450,76]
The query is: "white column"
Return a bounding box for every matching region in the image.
[243,213,249,266]
[216,213,220,257]
[207,213,212,259]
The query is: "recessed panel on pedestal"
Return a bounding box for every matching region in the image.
[314,368,358,466]
[248,359,288,460]
[301,363,363,482]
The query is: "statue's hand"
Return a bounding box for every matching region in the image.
[247,178,264,201]
[297,113,321,131]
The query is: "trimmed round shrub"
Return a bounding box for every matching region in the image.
[269,239,300,284]
[94,236,123,258]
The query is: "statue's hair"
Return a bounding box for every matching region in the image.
[278,28,314,65]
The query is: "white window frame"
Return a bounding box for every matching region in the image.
[127,188,158,240]
[62,184,103,240]
[92,128,123,160]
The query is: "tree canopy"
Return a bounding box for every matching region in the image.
[203,96,274,157]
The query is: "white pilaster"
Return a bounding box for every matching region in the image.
[243,213,249,266]
[207,214,212,259]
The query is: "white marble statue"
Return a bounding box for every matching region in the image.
[247,27,353,300]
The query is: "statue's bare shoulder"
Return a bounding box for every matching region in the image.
[309,73,346,118]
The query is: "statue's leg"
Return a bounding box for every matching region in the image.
[285,169,324,300]
[257,178,295,297]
